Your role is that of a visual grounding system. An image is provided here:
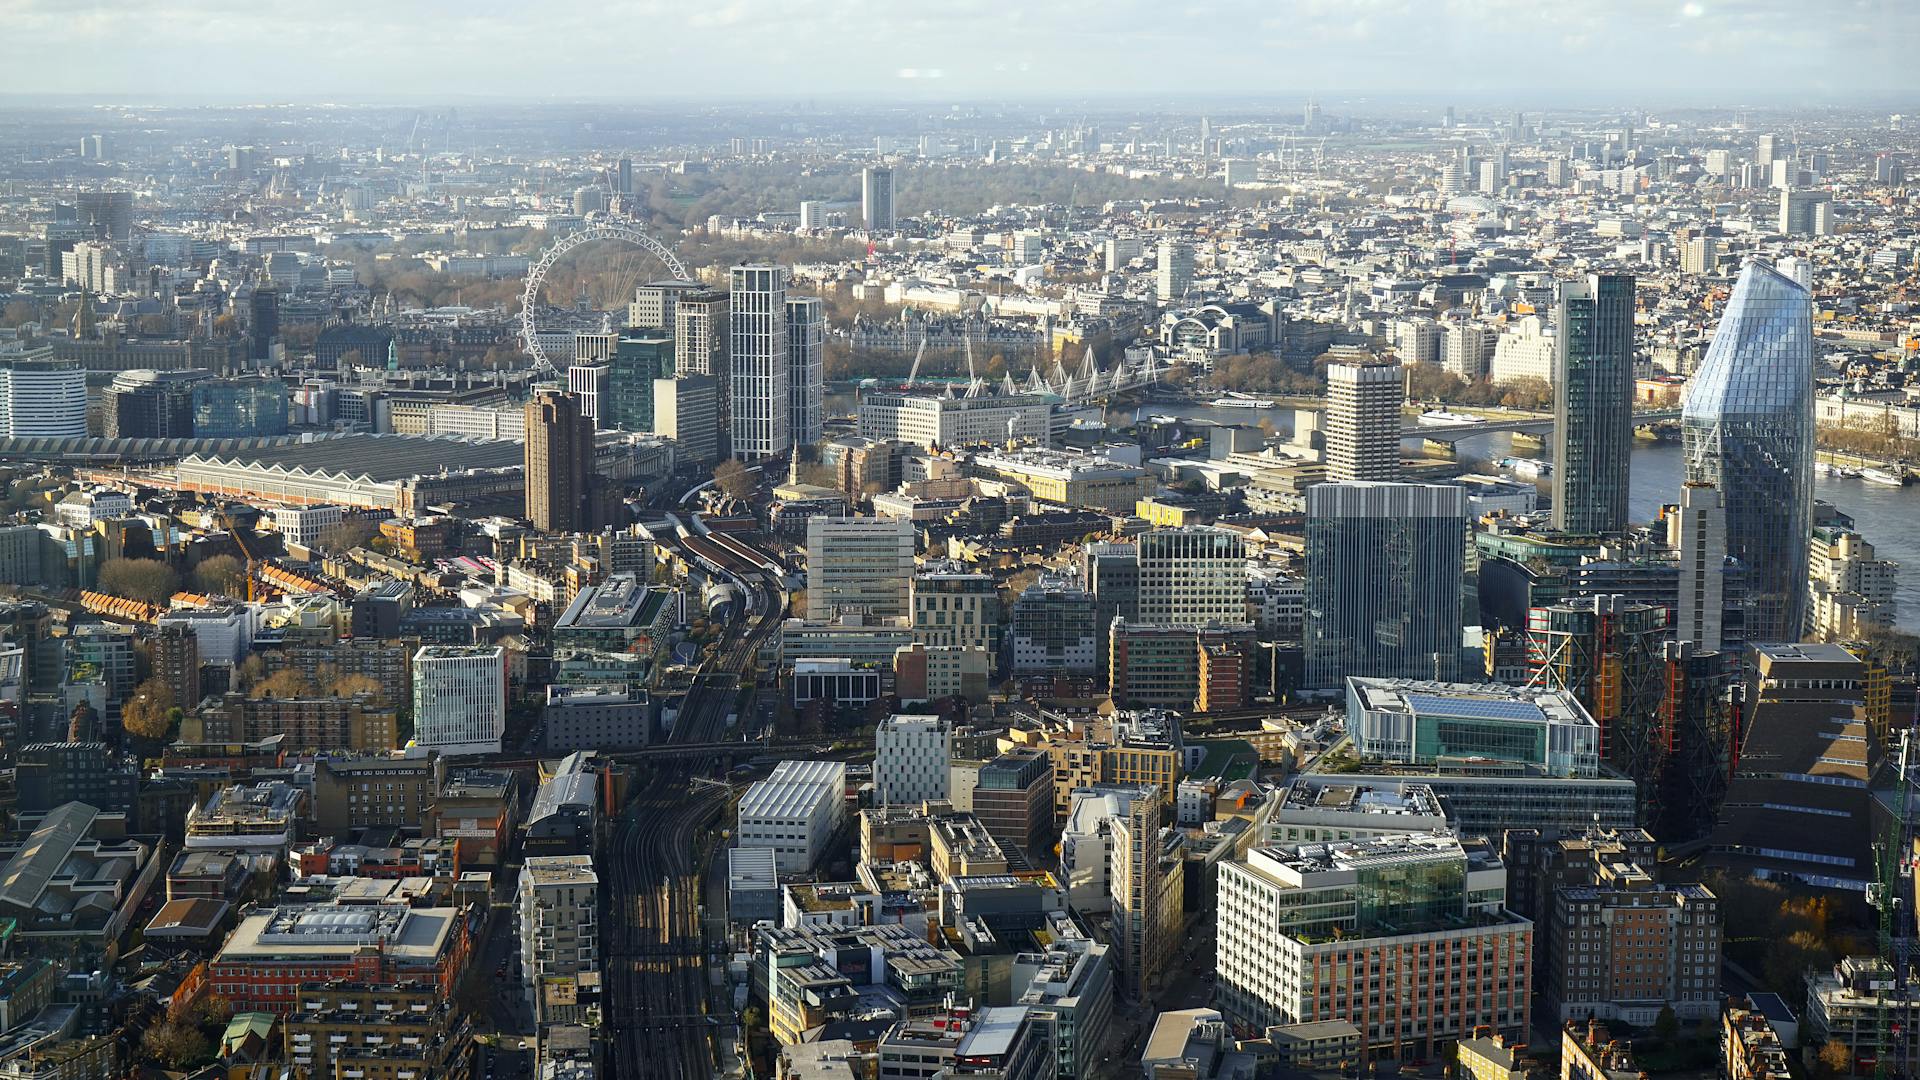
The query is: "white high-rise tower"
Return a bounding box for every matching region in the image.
[786,296,825,448]
[411,645,506,756]
[728,265,790,459]
[1155,238,1192,302]
[1325,361,1403,482]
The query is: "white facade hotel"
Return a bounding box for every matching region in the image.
[737,759,848,872]
[1217,835,1533,1057]
[857,391,1050,450]
[411,645,507,756]
[270,504,344,549]
[874,715,951,806]
[1490,317,1555,386]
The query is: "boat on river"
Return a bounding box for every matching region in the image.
[1499,457,1553,480]
[1210,393,1277,409]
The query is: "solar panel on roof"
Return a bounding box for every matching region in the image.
[1403,694,1548,723]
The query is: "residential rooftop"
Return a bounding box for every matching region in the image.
[1281,780,1446,818]
[219,903,458,962]
[522,855,596,885]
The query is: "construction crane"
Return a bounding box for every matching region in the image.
[1873,721,1917,1080]
[904,331,929,388]
[216,507,265,604]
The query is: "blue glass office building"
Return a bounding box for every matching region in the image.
[192,377,289,438]
[1681,260,1814,643]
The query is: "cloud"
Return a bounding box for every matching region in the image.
[0,0,1914,98]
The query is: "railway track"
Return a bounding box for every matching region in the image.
[607,564,786,1078]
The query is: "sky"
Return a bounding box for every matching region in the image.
[3,0,1916,103]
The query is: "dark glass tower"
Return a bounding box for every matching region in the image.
[1551,274,1636,534]
[1680,260,1814,642]
[608,332,673,433]
[1304,482,1467,689]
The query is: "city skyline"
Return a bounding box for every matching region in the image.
[0,33,1915,1077]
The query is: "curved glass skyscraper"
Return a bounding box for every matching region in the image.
[1681,260,1814,643]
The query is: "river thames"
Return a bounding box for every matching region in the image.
[1139,401,1920,632]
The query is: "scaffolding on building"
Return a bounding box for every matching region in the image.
[1526,595,1668,826]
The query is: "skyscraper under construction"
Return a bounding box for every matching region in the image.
[1527,594,1732,838]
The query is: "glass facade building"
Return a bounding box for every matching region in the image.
[192,377,289,438]
[1010,572,1099,674]
[1681,260,1814,643]
[1252,839,1479,942]
[1304,482,1468,689]
[608,333,672,433]
[1350,852,1467,935]
[1345,676,1601,777]
[1552,274,1635,533]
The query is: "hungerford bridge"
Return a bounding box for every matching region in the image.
[925,349,1678,443]
[895,341,1167,405]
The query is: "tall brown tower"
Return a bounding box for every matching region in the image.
[525,390,596,533]
[152,623,202,709]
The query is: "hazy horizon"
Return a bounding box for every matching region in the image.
[8,0,1918,104]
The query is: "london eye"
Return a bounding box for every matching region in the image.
[518,220,690,373]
